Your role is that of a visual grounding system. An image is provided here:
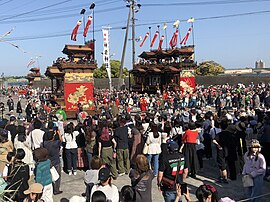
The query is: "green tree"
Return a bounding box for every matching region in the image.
[94,60,129,78]
[195,60,225,76]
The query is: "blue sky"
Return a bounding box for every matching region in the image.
[0,0,270,76]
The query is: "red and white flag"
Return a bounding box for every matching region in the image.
[83,16,93,37]
[27,59,35,68]
[71,20,82,41]
[150,31,159,48]
[140,32,149,47]
[169,30,178,48]
[158,35,165,51]
[180,27,192,45]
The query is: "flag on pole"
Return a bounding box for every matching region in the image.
[169,30,179,48]
[180,27,192,45]
[173,20,180,28]
[27,59,35,68]
[150,31,159,48]
[187,17,195,23]
[163,23,167,30]
[71,20,82,41]
[140,32,149,47]
[158,35,165,51]
[83,16,93,37]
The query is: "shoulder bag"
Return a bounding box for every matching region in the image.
[50,166,60,182]
[142,143,149,155]
[161,160,180,189]
[242,174,253,187]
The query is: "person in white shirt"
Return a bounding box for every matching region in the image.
[145,123,162,176]
[30,119,45,150]
[63,123,79,175]
[90,167,119,202]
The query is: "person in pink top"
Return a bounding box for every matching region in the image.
[242,139,266,202]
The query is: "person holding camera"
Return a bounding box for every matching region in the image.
[157,140,185,202]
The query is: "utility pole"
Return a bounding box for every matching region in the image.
[118,0,140,90]
[118,4,132,89]
[131,0,136,69]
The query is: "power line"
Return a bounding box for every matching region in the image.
[142,0,270,7]
[0,6,125,24]
[0,0,121,18]
[4,9,270,41]
[0,0,72,22]
[0,0,14,6]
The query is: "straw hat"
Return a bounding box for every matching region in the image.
[248,139,262,148]
[24,183,43,195]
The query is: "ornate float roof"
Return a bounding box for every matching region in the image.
[138,46,194,59]
[62,44,93,56]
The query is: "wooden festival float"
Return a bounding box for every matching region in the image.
[26,67,41,86]
[45,41,97,117]
[130,45,197,93]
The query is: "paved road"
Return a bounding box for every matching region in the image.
[53,159,270,202]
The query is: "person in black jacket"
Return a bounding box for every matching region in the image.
[6,148,30,202]
[7,96,14,112]
[16,98,23,119]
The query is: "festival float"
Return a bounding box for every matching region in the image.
[45,42,97,118]
[45,8,97,118]
[26,67,41,86]
[130,18,197,94]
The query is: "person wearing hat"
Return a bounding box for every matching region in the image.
[242,139,266,201]
[90,167,119,202]
[157,140,185,202]
[23,183,43,202]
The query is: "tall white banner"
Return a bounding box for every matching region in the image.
[102,28,112,91]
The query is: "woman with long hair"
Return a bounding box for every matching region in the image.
[145,123,161,176]
[85,125,97,169]
[242,139,266,201]
[75,123,88,170]
[63,123,79,175]
[98,121,118,179]
[129,154,154,202]
[14,125,34,174]
[130,118,144,168]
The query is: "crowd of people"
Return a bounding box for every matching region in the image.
[0,82,269,202]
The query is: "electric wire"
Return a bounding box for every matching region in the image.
[142,0,270,7]
[0,0,72,22]
[3,9,270,42]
